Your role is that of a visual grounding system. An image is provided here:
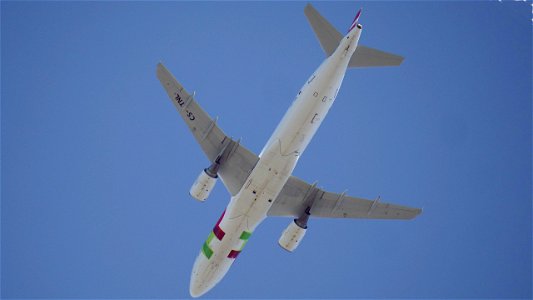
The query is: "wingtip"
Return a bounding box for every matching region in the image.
[304,3,315,15]
[419,207,424,215]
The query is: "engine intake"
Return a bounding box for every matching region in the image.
[188,140,237,202]
[189,168,218,201]
[278,207,311,252]
[278,220,307,252]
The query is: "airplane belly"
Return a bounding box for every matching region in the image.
[190,154,293,297]
[189,27,353,299]
[158,4,413,298]
[260,59,347,160]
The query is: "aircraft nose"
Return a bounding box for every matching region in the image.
[190,261,207,298]
[189,246,233,297]
[189,279,208,298]
[189,253,213,298]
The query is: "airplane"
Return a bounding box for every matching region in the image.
[156,3,421,298]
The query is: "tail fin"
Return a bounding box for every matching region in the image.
[348,8,362,33]
[304,3,404,68]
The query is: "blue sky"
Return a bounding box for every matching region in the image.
[2,1,531,299]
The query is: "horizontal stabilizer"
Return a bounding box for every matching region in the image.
[349,45,404,67]
[304,3,342,56]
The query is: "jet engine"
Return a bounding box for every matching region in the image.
[278,220,307,252]
[189,168,218,201]
[189,141,235,202]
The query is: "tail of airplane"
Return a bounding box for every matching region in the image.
[304,3,404,67]
[348,8,362,33]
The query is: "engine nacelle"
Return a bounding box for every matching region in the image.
[189,169,217,201]
[278,220,307,252]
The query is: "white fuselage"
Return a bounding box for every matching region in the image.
[190,26,362,298]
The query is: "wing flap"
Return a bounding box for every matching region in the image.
[217,141,259,196]
[267,176,314,217]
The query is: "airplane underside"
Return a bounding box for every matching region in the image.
[156,3,420,298]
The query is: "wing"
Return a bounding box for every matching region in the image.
[156,63,259,196]
[268,176,421,220]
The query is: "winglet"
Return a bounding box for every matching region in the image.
[348,8,362,32]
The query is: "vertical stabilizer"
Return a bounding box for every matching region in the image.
[348,8,362,33]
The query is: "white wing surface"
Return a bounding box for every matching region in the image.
[156,63,259,196]
[268,176,421,220]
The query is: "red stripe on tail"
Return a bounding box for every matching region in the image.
[348,8,362,32]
